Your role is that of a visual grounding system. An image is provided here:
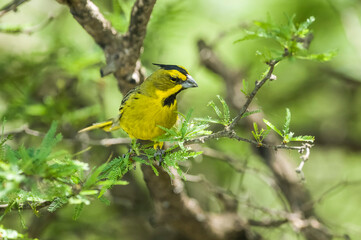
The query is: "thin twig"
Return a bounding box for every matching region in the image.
[0,0,28,17]
[0,201,51,211]
[2,124,44,137]
[0,15,54,34]
[248,218,288,228]
[186,128,311,152]
[2,124,131,146]
[312,180,361,206]
[229,60,279,129]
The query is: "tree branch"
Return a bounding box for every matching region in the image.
[229,60,278,129]
[56,0,120,49]
[57,0,156,94]
[0,201,52,212]
[2,124,131,146]
[142,165,261,240]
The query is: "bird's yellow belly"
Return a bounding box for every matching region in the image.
[119,96,178,140]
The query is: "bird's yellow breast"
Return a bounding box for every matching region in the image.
[119,93,178,140]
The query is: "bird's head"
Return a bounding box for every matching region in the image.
[149,63,198,93]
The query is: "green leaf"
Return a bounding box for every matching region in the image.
[290,135,315,142]
[97,180,128,186]
[98,180,128,198]
[205,96,231,126]
[217,95,230,125]
[194,117,224,125]
[252,122,260,142]
[157,125,178,136]
[251,122,270,143]
[297,16,315,35]
[36,121,62,162]
[73,203,84,220]
[207,100,223,120]
[149,163,159,176]
[98,196,110,206]
[180,109,193,138]
[48,197,68,212]
[297,50,337,62]
[0,201,15,221]
[79,190,98,196]
[241,79,249,96]
[263,119,283,137]
[83,164,107,189]
[283,108,291,135]
[18,209,27,229]
[242,109,261,119]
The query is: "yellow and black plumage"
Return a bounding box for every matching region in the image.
[79,63,198,146]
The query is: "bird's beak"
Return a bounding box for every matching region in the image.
[181,75,198,89]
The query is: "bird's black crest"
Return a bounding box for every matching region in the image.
[153,63,188,76]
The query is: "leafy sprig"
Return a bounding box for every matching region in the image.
[235,15,336,62]
[0,122,131,225]
[195,95,232,126]
[263,108,315,144]
[157,109,212,149]
[252,122,271,145]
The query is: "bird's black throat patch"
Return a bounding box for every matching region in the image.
[163,92,179,107]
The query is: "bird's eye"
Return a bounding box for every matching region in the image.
[170,77,178,82]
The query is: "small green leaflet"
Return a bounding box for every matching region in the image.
[263,108,315,144]
[196,95,231,126]
[73,203,84,220]
[263,119,282,137]
[48,197,68,213]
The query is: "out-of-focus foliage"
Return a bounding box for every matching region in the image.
[1,0,361,239]
[0,122,87,216]
[236,15,337,62]
[0,121,130,221]
[0,225,37,240]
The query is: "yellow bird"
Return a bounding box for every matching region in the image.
[79,63,198,149]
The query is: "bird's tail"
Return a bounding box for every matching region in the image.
[78,120,120,133]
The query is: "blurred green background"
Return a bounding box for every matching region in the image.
[1,0,361,239]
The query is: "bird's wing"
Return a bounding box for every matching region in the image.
[120,87,138,108]
[117,86,140,123]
